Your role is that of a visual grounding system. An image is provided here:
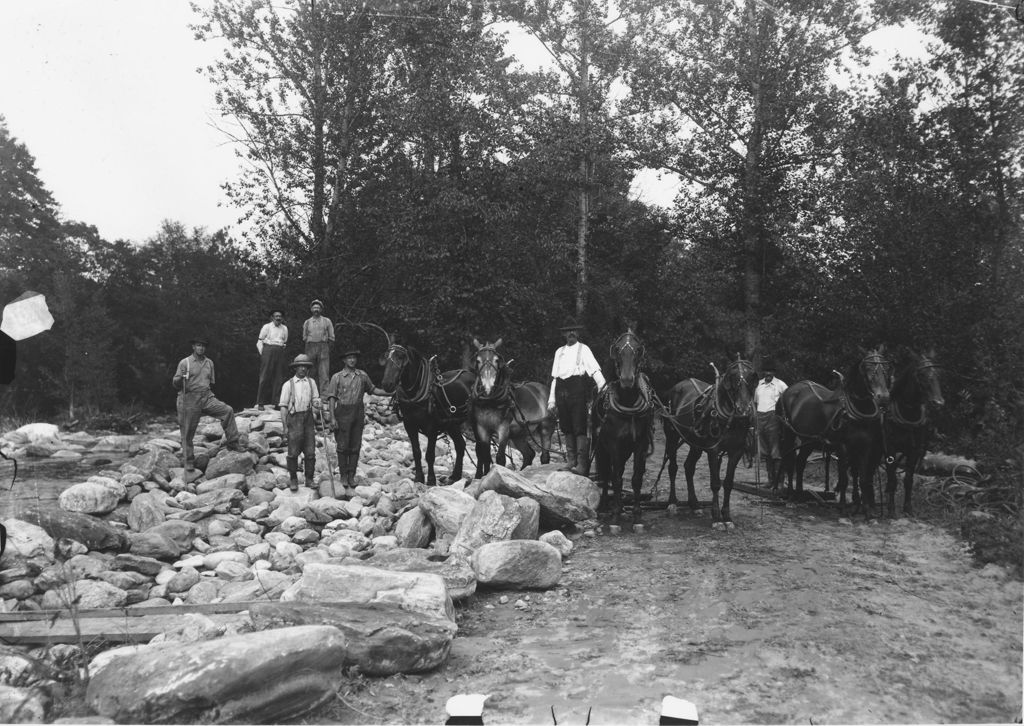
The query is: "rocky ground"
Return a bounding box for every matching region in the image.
[0,400,1021,724]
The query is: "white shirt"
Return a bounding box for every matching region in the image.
[257,322,288,354]
[279,375,319,413]
[550,342,606,389]
[754,377,788,413]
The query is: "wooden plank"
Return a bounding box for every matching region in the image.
[0,600,265,623]
[1,612,247,645]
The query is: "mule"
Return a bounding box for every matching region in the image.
[380,341,475,486]
[591,328,654,528]
[469,338,555,478]
[661,355,757,528]
[883,350,944,517]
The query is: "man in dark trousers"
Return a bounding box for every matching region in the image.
[546,320,606,476]
[256,308,288,409]
[754,357,788,486]
[172,335,242,472]
[279,354,321,491]
[302,299,335,391]
[323,350,389,489]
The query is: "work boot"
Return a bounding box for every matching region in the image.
[345,471,356,488]
[304,457,316,489]
[562,435,578,471]
[287,457,300,491]
[765,457,777,489]
[570,436,591,477]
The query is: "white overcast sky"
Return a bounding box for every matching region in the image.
[0,1,929,244]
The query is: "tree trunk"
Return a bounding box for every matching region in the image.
[742,0,765,362]
[576,0,590,320]
[310,0,327,251]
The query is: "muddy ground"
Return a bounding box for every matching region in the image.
[324,445,1023,725]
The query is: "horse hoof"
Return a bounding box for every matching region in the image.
[711,521,726,531]
[632,523,645,534]
[608,525,621,536]
[666,504,678,515]
[724,521,735,530]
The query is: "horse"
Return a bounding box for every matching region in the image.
[775,377,846,500]
[379,340,475,486]
[776,347,894,515]
[883,350,944,517]
[468,338,555,478]
[661,355,757,529]
[591,328,654,528]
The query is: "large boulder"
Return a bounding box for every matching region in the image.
[204,450,257,480]
[471,540,562,589]
[298,497,350,525]
[418,487,476,539]
[250,601,457,676]
[41,579,128,609]
[539,530,574,558]
[0,684,50,723]
[0,519,55,567]
[92,435,138,452]
[85,626,350,724]
[218,570,293,602]
[512,497,540,540]
[394,507,433,548]
[281,563,454,621]
[15,506,127,552]
[126,492,173,532]
[450,490,521,558]
[127,532,180,561]
[58,482,121,515]
[355,548,476,601]
[120,449,159,480]
[478,464,600,526]
[195,473,246,495]
[143,520,198,551]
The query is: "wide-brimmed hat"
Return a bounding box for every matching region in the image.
[268,307,285,317]
[341,349,361,358]
[559,319,583,333]
[760,357,777,372]
[190,336,209,346]
[309,299,324,311]
[289,354,314,369]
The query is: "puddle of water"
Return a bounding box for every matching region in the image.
[0,452,133,519]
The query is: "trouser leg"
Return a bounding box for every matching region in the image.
[302,412,316,486]
[178,394,201,469]
[572,435,591,477]
[270,347,287,406]
[202,394,239,448]
[562,435,578,470]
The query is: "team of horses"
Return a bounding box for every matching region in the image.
[377,327,944,530]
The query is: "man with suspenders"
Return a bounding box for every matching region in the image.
[547,319,606,476]
[279,354,322,491]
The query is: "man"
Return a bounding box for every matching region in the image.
[172,336,242,472]
[302,299,335,390]
[279,354,322,491]
[256,308,288,409]
[754,358,788,486]
[547,319,606,476]
[322,350,389,489]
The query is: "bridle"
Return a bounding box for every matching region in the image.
[604,332,654,417]
[843,351,894,421]
[890,359,942,427]
[713,359,755,420]
[472,345,511,404]
[609,332,645,378]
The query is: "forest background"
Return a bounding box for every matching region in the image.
[0,0,1020,477]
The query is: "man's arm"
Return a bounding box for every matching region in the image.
[257,324,267,355]
[581,345,606,390]
[209,360,215,388]
[547,378,557,408]
[326,318,335,344]
[172,359,186,390]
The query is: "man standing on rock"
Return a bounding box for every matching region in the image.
[279,354,322,492]
[302,299,335,391]
[754,357,788,487]
[547,319,606,476]
[256,308,288,410]
[323,350,389,489]
[172,336,242,472]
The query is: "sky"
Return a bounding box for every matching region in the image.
[0,1,931,245]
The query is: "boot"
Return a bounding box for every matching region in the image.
[345,470,356,488]
[304,456,316,489]
[562,435,578,471]
[570,435,591,477]
[286,456,299,491]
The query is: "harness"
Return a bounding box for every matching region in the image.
[386,344,468,417]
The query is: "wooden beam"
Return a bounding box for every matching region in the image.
[0,600,264,623]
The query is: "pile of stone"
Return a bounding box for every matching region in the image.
[0,402,601,723]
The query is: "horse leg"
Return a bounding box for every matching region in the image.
[611,450,626,528]
[665,426,681,507]
[539,419,552,465]
[903,451,917,517]
[794,446,812,496]
[425,431,439,486]
[631,438,647,526]
[823,445,831,493]
[721,449,742,527]
[836,447,850,515]
[885,458,899,518]
[707,451,723,526]
[683,445,701,513]
[406,421,425,484]
[449,426,467,481]
[473,419,490,479]
[513,431,535,470]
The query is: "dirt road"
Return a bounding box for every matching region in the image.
[328,460,1023,725]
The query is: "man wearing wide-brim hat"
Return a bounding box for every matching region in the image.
[279,354,322,491]
[302,299,335,391]
[754,356,788,487]
[256,308,288,410]
[322,349,389,489]
[547,318,606,476]
[172,336,243,472]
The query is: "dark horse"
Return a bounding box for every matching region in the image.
[380,340,475,485]
[776,347,894,515]
[468,338,555,478]
[591,328,654,528]
[883,350,944,517]
[661,355,757,529]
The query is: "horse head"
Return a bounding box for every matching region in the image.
[850,345,895,410]
[719,353,756,421]
[472,337,505,397]
[380,338,409,394]
[912,348,945,407]
[610,328,644,390]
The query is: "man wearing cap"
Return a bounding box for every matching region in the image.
[323,350,389,488]
[547,319,606,476]
[279,354,322,491]
[172,336,242,472]
[302,299,335,390]
[256,308,288,409]
[754,358,788,486]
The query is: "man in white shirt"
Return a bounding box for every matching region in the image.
[256,308,288,410]
[754,358,788,486]
[547,320,606,476]
[279,354,321,491]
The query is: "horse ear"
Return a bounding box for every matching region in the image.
[494,337,503,349]
[472,337,482,350]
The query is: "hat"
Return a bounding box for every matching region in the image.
[559,318,583,332]
[289,354,314,369]
[269,307,285,317]
[309,299,324,311]
[761,357,777,372]
[341,349,361,358]
[190,336,209,346]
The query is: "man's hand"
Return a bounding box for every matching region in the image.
[547,397,556,410]
[312,398,322,410]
